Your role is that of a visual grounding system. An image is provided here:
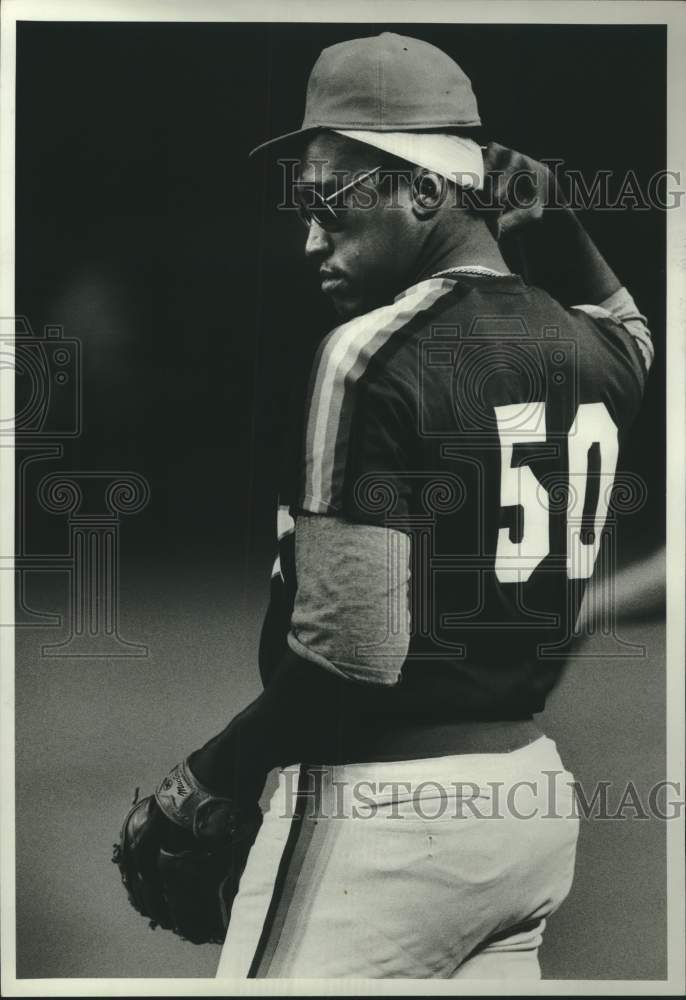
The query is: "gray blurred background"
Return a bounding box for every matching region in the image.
[15,573,667,979]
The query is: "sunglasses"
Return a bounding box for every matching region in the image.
[295,164,382,232]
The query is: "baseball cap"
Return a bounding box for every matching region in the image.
[249,32,482,157]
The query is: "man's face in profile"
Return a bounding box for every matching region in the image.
[294,132,423,321]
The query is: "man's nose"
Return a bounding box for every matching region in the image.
[304,220,331,259]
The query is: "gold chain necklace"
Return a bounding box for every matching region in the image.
[431,265,507,278]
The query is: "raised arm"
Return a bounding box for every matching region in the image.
[482,142,653,374]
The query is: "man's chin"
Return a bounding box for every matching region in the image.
[332,300,365,322]
[327,289,380,323]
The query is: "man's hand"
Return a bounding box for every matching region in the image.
[482,142,560,238]
[480,141,620,306]
[112,760,262,944]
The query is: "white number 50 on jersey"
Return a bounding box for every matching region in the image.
[494,402,619,583]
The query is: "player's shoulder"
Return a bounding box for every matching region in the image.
[307,275,464,400]
[299,279,462,519]
[529,282,653,395]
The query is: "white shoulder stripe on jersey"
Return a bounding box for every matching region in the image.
[305,278,457,510]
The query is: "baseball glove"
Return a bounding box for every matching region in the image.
[112,760,262,945]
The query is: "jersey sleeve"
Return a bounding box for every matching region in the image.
[293,319,416,529]
[571,286,654,387]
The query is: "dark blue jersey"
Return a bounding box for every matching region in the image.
[261,272,650,722]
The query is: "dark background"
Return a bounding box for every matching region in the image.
[16,20,666,571]
[15,21,667,981]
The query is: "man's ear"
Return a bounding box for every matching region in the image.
[411,169,448,218]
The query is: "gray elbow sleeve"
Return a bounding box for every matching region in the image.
[287,514,411,686]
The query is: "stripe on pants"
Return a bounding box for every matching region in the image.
[247,765,318,978]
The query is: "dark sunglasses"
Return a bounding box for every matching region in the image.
[295,164,382,232]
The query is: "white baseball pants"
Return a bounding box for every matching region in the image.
[216,735,579,979]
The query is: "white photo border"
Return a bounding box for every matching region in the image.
[1,1,684,996]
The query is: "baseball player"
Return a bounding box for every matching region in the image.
[148,33,652,978]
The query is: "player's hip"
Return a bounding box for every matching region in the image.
[217,736,580,978]
[267,735,575,823]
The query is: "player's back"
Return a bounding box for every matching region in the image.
[264,270,651,734]
[371,272,649,720]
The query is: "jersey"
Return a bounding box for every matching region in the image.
[259,271,651,729]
